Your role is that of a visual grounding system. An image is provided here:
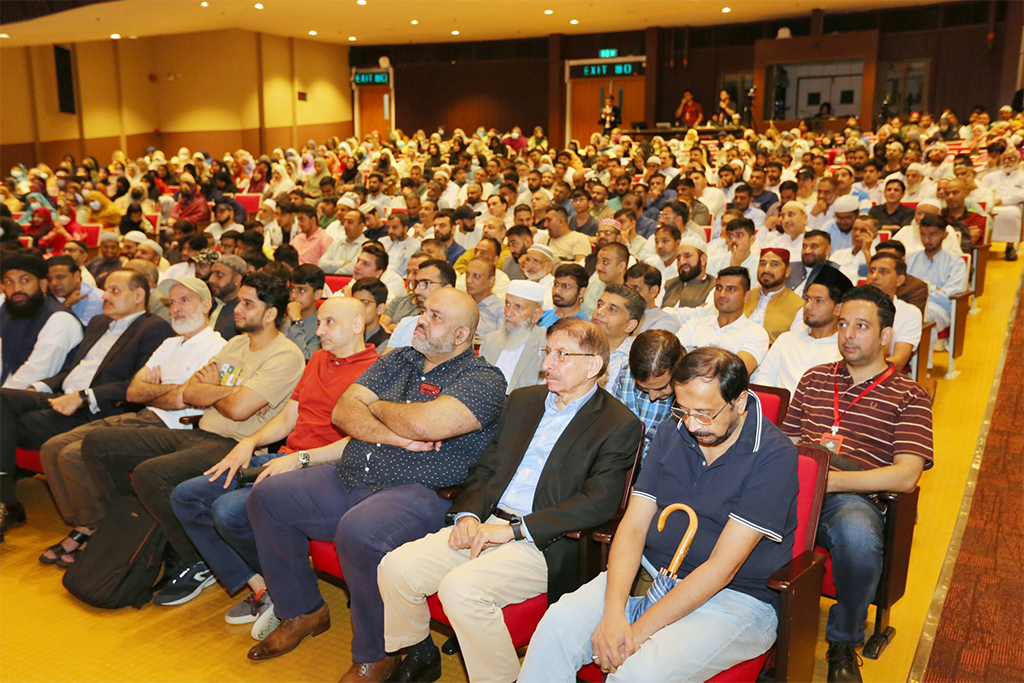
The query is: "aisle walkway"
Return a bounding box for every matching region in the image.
[0,257,1020,683]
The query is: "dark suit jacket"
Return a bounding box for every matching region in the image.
[450,384,643,602]
[213,298,241,341]
[42,311,173,416]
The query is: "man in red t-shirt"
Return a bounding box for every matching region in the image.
[169,297,378,636]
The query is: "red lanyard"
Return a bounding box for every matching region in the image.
[831,363,896,436]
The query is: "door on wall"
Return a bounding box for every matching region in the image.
[356,84,391,139]
[568,76,645,146]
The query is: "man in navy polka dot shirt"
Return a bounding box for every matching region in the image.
[244,289,507,680]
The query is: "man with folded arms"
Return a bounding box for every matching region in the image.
[243,289,506,683]
[36,277,225,566]
[79,273,304,602]
[781,285,933,682]
[378,318,642,683]
[518,347,798,682]
[170,297,377,636]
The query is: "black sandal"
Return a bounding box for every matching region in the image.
[38,530,90,565]
[55,542,87,569]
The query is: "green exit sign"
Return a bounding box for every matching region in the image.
[599,48,618,58]
[354,72,390,86]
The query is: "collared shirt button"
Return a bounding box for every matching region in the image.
[364,466,370,472]
[376,443,381,447]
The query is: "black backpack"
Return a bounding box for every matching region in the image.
[63,494,167,609]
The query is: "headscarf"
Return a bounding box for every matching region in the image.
[339,157,360,184]
[86,189,123,227]
[266,164,296,197]
[304,157,331,198]
[17,193,53,223]
[25,206,55,237]
[118,202,148,236]
[324,151,342,175]
[301,153,316,177]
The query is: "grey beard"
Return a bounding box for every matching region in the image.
[171,309,208,336]
[498,321,533,348]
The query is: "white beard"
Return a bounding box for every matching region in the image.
[497,320,533,348]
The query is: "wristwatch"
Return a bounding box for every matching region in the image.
[510,519,525,541]
[297,450,310,468]
[78,389,89,404]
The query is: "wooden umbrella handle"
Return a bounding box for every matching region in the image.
[657,503,699,576]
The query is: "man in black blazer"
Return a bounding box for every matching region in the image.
[0,269,173,531]
[377,317,643,683]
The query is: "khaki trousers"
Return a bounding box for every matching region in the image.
[378,515,548,683]
[39,409,166,527]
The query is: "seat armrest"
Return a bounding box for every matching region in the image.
[589,513,625,545]
[766,550,826,592]
[179,415,201,427]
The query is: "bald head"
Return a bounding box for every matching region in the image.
[317,296,366,356]
[124,258,159,288]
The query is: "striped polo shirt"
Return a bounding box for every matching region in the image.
[782,361,934,471]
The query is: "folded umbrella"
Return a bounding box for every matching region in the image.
[641,503,698,611]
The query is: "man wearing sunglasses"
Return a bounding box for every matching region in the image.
[520,347,798,682]
[378,318,643,683]
[382,259,456,351]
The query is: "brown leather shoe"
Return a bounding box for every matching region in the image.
[246,604,330,661]
[338,656,401,683]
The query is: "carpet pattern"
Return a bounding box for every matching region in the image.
[923,280,1024,683]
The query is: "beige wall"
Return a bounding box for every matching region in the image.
[0,30,353,170]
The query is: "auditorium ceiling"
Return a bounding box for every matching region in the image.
[0,0,960,47]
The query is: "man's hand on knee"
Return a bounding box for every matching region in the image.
[591,613,637,674]
[448,516,479,551]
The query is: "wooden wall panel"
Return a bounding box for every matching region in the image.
[394,59,548,136]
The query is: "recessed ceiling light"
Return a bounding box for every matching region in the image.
[308,30,317,36]
[348,36,357,41]
[200,1,208,6]
[410,19,418,25]
[544,9,553,14]
[254,2,263,8]
[722,6,731,12]
[0,33,10,39]
[356,0,367,4]
[110,33,121,39]
[451,30,460,36]
[569,19,578,25]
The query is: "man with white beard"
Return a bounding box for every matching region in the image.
[520,244,557,309]
[479,280,548,393]
[36,277,227,566]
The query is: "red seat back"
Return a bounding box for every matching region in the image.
[324,275,351,293]
[81,224,102,247]
[749,384,790,427]
[235,194,262,214]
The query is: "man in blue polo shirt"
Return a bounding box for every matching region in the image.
[520,347,798,682]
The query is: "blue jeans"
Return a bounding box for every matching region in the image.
[170,452,279,594]
[518,571,778,682]
[246,465,451,662]
[817,493,885,646]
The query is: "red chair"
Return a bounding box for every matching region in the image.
[16,448,42,474]
[17,236,33,248]
[579,445,830,683]
[425,437,646,658]
[749,384,790,426]
[814,487,920,659]
[324,275,351,293]
[235,194,262,215]
[144,214,160,230]
[80,224,102,248]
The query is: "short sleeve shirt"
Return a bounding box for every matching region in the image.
[284,345,379,453]
[544,230,592,262]
[782,361,934,472]
[335,347,508,491]
[633,392,799,609]
[199,333,306,441]
[145,326,228,429]
[676,313,770,364]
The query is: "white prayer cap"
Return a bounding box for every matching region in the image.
[123,230,149,244]
[782,200,807,216]
[832,195,860,214]
[261,198,277,211]
[678,233,707,254]
[906,162,926,175]
[526,244,554,261]
[506,280,544,303]
[142,239,163,257]
[917,197,943,211]
[646,155,661,165]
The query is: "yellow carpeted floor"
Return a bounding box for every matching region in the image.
[1,253,1020,683]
